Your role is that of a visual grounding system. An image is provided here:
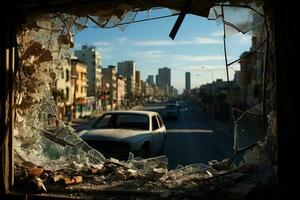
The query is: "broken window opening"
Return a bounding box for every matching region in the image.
[5,1,277,198]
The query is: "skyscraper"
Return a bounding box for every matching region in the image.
[156,67,171,96]
[185,72,191,92]
[158,67,171,87]
[146,75,154,86]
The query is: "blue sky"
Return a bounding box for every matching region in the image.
[73,9,251,93]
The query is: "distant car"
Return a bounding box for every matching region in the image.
[168,99,178,104]
[80,110,166,160]
[163,104,180,119]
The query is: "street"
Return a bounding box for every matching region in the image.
[72,101,235,169]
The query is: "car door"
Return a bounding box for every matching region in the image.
[151,115,166,154]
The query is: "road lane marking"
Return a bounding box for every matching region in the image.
[166,129,213,134]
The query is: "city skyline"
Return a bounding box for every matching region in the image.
[74,9,251,93]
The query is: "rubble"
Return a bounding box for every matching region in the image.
[63,176,83,185]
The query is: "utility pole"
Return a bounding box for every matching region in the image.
[72,74,77,119]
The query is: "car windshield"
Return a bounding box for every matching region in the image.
[93,113,149,130]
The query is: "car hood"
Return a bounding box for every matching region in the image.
[81,129,151,142]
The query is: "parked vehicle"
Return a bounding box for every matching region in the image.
[80,110,166,160]
[163,104,180,119]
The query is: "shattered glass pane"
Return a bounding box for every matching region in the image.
[208,4,266,65]
[129,155,168,172]
[118,11,138,30]
[208,5,264,35]
[233,105,265,152]
[73,17,89,34]
[87,8,178,31]
[105,15,121,29]
[15,14,106,171]
[169,9,180,15]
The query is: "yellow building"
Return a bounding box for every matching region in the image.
[71,58,88,118]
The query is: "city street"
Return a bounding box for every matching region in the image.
[72,102,235,169]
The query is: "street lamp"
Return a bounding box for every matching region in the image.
[71,74,78,119]
[201,66,214,83]
[196,74,209,85]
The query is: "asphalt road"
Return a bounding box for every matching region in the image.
[72,102,235,169]
[140,102,234,169]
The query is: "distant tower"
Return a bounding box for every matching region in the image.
[146,75,154,86]
[157,67,171,96]
[185,72,191,93]
[158,67,171,87]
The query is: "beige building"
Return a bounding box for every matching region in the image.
[102,65,117,110]
[117,76,126,109]
[52,60,72,121]
[117,61,136,97]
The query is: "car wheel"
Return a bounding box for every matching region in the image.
[135,143,150,158]
[158,135,167,156]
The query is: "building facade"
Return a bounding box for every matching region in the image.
[117,61,136,105]
[75,45,102,98]
[157,67,171,96]
[71,58,88,118]
[117,76,126,109]
[158,67,171,87]
[146,75,154,86]
[52,59,72,121]
[102,65,117,110]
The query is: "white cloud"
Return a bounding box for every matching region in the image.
[118,37,128,44]
[132,50,165,60]
[194,37,222,44]
[134,37,222,46]
[96,46,114,53]
[175,63,240,72]
[135,40,174,46]
[172,55,224,62]
[237,34,252,44]
[94,41,112,46]
[211,31,224,37]
[96,46,115,60]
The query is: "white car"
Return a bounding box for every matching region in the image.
[81,110,166,160]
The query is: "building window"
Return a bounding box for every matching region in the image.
[61,70,64,79]
[66,69,69,81]
[66,87,69,100]
[81,86,83,93]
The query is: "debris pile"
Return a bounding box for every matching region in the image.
[14,153,275,199]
